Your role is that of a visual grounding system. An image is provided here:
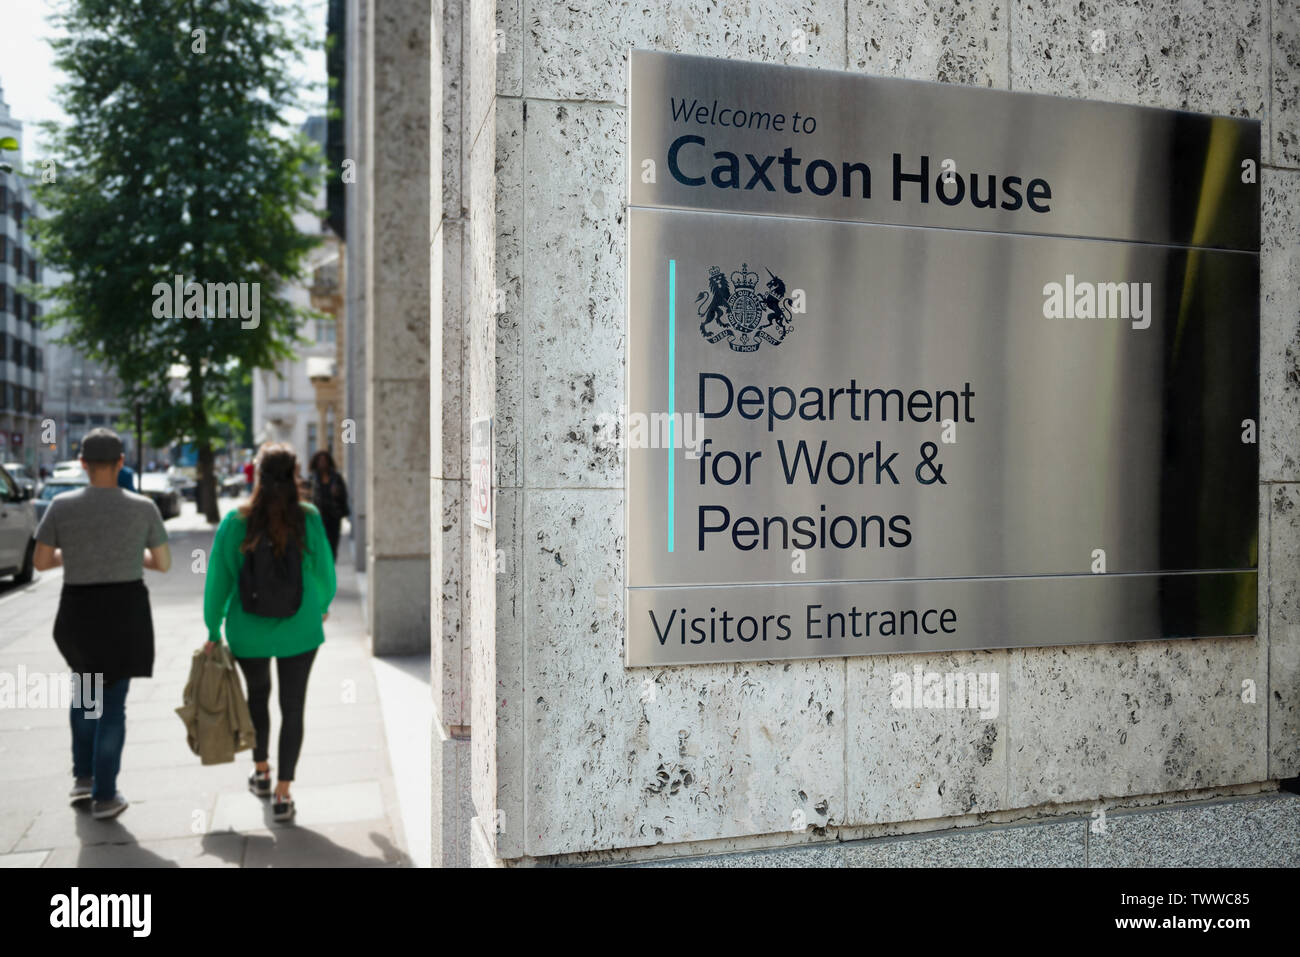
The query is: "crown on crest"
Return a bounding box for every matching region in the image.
[731,263,758,290]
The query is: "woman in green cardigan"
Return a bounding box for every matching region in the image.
[202,443,336,822]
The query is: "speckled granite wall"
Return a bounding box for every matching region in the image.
[458,0,1300,864]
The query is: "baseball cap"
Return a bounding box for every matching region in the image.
[80,428,124,463]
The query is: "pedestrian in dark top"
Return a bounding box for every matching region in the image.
[116,463,137,492]
[308,450,349,562]
[32,428,172,820]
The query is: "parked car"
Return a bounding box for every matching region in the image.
[166,465,197,501]
[34,472,88,523]
[2,463,37,498]
[51,459,86,480]
[0,465,36,584]
[139,471,182,519]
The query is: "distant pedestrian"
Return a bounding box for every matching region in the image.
[117,464,137,492]
[202,443,336,823]
[32,428,172,820]
[242,459,254,493]
[308,450,349,562]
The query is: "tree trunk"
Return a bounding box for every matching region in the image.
[189,359,221,523]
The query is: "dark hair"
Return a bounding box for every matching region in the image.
[238,443,306,556]
[309,450,336,476]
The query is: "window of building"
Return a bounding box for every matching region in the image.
[307,422,318,455]
[0,333,6,361]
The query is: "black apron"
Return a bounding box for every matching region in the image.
[53,580,155,686]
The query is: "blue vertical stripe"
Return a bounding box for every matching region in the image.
[667,259,676,553]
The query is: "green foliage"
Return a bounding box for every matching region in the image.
[32,0,322,504]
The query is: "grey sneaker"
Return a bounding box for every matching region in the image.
[91,793,129,820]
[69,778,93,803]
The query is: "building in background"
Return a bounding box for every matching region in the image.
[250,116,344,472]
[0,80,46,469]
[40,329,129,466]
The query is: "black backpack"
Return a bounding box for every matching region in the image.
[238,536,303,618]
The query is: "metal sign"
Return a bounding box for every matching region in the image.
[625,51,1259,667]
[471,416,493,530]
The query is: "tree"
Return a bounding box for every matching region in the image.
[35,0,321,521]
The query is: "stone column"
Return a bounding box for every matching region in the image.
[465,0,514,865]
[428,0,474,869]
[364,0,431,655]
[343,0,368,570]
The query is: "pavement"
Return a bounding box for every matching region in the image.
[0,497,417,867]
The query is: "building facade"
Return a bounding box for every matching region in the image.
[341,1,1300,867]
[251,118,345,476]
[40,324,128,467]
[0,82,46,470]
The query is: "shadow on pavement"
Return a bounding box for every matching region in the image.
[200,826,409,867]
[73,806,179,868]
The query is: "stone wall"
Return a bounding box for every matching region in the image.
[461,0,1300,863]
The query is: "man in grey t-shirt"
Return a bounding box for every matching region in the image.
[32,428,172,820]
[36,483,169,584]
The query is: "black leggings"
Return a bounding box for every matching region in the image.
[236,648,317,783]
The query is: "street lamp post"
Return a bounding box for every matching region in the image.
[135,401,144,484]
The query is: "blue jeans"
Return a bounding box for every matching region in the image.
[70,678,131,801]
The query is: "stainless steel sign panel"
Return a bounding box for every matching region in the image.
[624,207,1257,665]
[629,50,1260,251]
[624,52,1259,667]
[627,572,1257,667]
[627,208,1258,590]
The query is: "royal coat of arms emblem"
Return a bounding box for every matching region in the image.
[695,262,795,353]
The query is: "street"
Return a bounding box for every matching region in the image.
[0,498,414,867]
